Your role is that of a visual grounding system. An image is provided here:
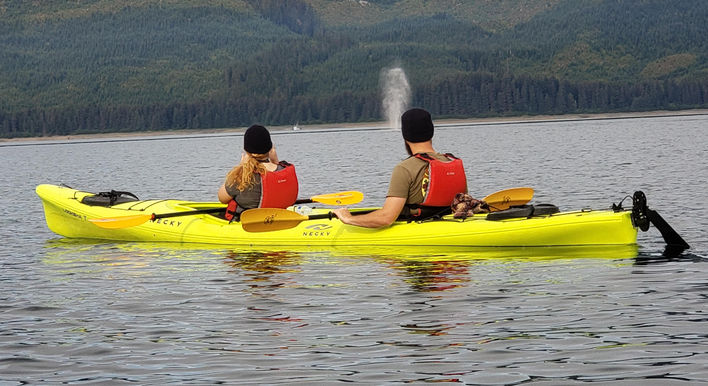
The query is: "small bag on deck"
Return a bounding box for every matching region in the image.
[81,190,139,207]
[451,193,489,219]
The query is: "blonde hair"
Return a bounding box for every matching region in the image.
[225,153,269,191]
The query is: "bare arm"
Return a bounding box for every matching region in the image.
[332,196,406,228]
[218,184,232,204]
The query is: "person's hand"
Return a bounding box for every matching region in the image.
[332,208,351,224]
[268,146,279,163]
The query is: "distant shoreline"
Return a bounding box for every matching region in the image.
[2,109,707,145]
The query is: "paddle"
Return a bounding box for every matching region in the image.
[241,208,375,233]
[482,187,534,212]
[241,188,535,232]
[90,190,364,229]
[295,191,363,206]
[89,207,226,229]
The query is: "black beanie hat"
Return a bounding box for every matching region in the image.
[401,108,434,143]
[243,125,272,154]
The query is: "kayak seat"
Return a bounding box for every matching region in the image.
[486,204,559,221]
[81,190,140,207]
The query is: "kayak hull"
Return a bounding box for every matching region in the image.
[36,184,638,247]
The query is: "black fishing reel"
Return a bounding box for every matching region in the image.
[631,190,651,231]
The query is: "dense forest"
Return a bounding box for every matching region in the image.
[1,0,707,138]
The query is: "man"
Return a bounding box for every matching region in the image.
[333,108,467,228]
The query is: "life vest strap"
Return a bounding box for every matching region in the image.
[402,205,453,222]
[225,199,240,222]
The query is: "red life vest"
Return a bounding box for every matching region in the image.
[413,153,467,208]
[225,161,299,221]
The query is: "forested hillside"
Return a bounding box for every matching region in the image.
[1,0,707,138]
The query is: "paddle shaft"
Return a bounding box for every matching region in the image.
[154,197,357,219]
[123,191,360,221]
[152,207,225,220]
[305,209,375,221]
[294,191,363,206]
[303,212,333,220]
[153,206,369,221]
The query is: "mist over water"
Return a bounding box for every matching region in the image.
[380,67,411,130]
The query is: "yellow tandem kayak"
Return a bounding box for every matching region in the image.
[35,184,646,248]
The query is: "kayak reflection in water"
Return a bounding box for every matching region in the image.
[393,260,470,293]
[225,250,301,278]
[217,125,299,222]
[334,108,468,228]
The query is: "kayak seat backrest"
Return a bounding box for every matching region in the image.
[81,190,140,207]
[486,205,534,221]
[486,204,560,221]
[534,203,560,215]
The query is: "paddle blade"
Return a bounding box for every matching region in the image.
[89,214,153,229]
[241,208,309,232]
[310,191,363,205]
[483,187,534,212]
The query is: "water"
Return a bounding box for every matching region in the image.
[1,115,707,384]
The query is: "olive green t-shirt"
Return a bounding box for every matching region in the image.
[225,174,263,211]
[386,152,457,205]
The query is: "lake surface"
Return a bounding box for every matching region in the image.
[1,115,707,384]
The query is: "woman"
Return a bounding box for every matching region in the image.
[218,125,298,221]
